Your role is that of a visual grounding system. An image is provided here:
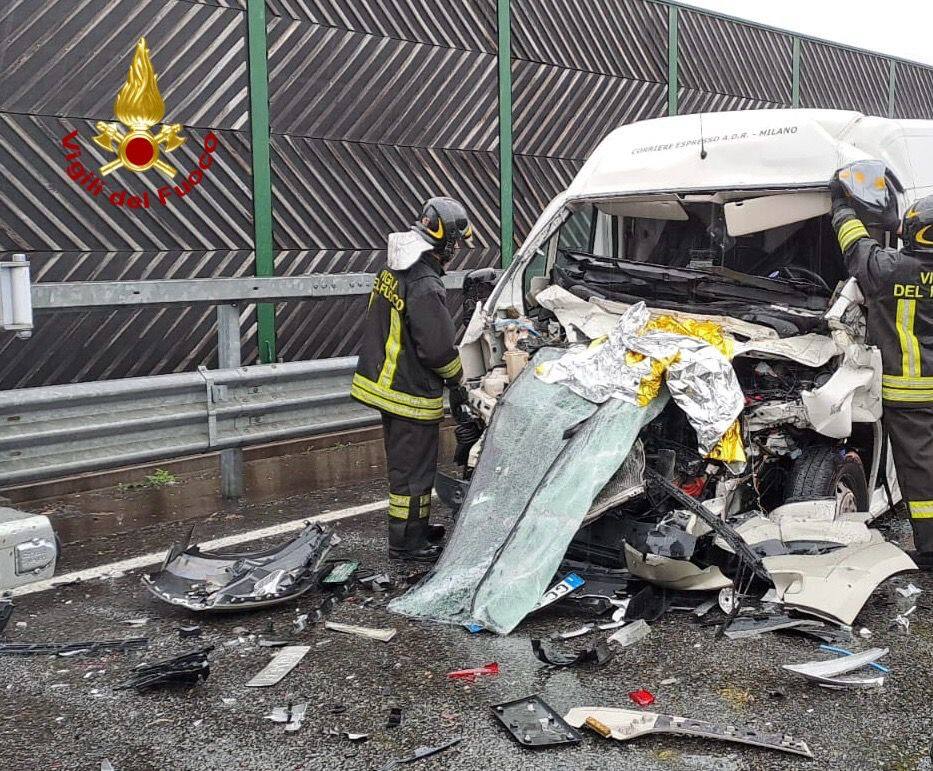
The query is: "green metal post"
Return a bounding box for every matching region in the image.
[667,5,678,116]
[792,37,801,107]
[247,0,276,362]
[888,59,897,117]
[497,0,514,267]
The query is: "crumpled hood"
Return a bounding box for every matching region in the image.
[387,230,432,270]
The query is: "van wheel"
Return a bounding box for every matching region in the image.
[784,445,869,517]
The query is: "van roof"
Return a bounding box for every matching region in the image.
[567,108,933,200]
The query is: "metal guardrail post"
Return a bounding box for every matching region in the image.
[216,304,244,499]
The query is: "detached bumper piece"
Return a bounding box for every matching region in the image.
[492,695,582,748]
[116,646,213,691]
[0,638,148,656]
[564,707,813,758]
[143,524,335,612]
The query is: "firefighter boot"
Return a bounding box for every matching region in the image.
[388,517,442,563]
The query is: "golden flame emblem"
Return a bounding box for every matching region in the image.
[92,38,186,178]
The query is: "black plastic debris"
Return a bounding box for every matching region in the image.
[0,638,148,656]
[116,646,213,691]
[531,638,613,668]
[0,597,13,635]
[143,524,334,612]
[434,471,468,511]
[357,571,394,592]
[377,737,461,771]
[386,707,403,728]
[177,625,202,639]
[492,695,583,748]
[624,585,669,623]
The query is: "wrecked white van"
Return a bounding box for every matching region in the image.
[392,109,927,634]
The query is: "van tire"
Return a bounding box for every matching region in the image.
[784,445,869,515]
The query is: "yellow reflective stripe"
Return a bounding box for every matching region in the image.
[896,299,921,378]
[389,493,411,507]
[882,374,933,388]
[379,307,402,388]
[389,502,409,519]
[837,218,869,251]
[351,375,444,421]
[909,501,933,519]
[882,387,933,402]
[433,355,463,380]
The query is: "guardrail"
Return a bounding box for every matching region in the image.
[1,269,468,493]
[0,357,374,487]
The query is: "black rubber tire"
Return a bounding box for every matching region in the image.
[784,444,869,512]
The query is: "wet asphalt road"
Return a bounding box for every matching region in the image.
[2,481,932,771]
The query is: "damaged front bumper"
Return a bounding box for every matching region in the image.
[143,524,335,612]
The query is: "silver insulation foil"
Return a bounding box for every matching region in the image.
[537,302,743,456]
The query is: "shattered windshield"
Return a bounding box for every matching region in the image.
[551,201,843,311]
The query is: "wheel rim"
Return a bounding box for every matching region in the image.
[836,479,858,515]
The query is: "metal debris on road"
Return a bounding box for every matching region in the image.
[607,619,651,648]
[356,571,393,592]
[564,707,813,758]
[177,625,201,639]
[245,644,310,687]
[377,737,462,771]
[723,614,827,639]
[116,646,212,691]
[324,621,396,642]
[143,524,334,612]
[895,583,922,599]
[446,662,499,682]
[120,618,148,627]
[266,702,307,732]
[531,638,612,668]
[491,695,582,747]
[0,638,148,656]
[783,646,889,688]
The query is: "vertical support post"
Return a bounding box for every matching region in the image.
[888,59,897,118]
[667,5,679,117]
[792,37,801,107]
[247,0,276,363]
[217,304,244,499]
[497,0,514,267]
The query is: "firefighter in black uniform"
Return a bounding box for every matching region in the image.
[831,165,933,569]
[351,197,472,561]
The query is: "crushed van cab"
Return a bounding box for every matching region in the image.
[391,109,928,634]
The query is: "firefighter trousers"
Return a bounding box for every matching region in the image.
[381,413,439,539]
[884,404,933,553]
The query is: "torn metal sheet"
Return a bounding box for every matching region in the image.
[531,638,612,667]
[266,702,308,732]
[723,614,826,639]
[116,646,212,690]
[764,534,917,625]
[391,349,665,634]
[143,524,334,612]
[625,544,732,591]
[492,695,583,747]
[323,622,396,642]
[783,647,888,681]
[563,707,813,758]
[378,737,461,771]
[0,638,148,656]
[801,342,882,439]
[733,334,838,367]
[245,645,310,687]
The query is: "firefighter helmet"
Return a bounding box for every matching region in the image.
[412,197,474,259]
[902,195,933,254]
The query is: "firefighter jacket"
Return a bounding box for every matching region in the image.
[351,253,462,422]
[833,203,933,405]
